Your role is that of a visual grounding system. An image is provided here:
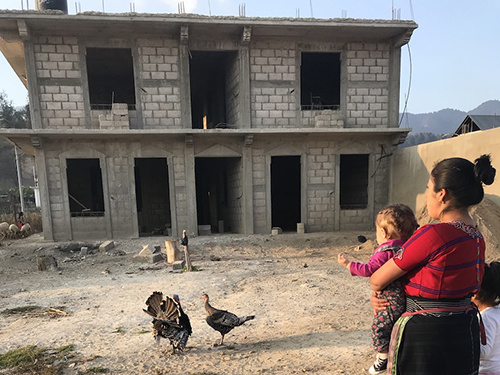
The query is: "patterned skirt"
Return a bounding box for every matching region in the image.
[388,296,480,375]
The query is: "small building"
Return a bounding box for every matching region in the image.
[0,6,417,240]
[454,115,500,136]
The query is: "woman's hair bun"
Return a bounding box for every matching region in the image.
[474,154,496,186]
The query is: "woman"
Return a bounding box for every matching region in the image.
[370,154,496,375]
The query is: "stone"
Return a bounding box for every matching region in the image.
[138,244,155,255]
[80,247,89,255]
[99,240,115,252]
[132,253,164,263]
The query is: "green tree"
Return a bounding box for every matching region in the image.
[0,92,29,191]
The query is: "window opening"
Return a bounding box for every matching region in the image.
[190,51,239,129]
[340,154,369,209]
[86,47,136,110]
[66,158,105,217]
[300,52,341,110]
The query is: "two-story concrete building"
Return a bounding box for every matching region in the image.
[0,5,417,240]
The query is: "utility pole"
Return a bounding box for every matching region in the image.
[15,147,25,213]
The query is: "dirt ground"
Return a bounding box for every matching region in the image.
[0,230,380,375]
[1,199,500,375]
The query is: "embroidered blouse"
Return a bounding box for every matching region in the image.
[393,221,485,299]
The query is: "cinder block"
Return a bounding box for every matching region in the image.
[99,240,115,252]
[139,244,155,255]
[132,253,164,263]
[172,260,186,270]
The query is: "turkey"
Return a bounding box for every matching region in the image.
[143,291,191,353]
[201,293,255,346]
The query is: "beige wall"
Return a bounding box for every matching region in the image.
[391,127,500,213]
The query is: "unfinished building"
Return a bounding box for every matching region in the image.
[0,7,417,240]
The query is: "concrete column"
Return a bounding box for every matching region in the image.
[184,138,197,236]
[388,45,402,128]
[334,153,340,231]
[167,155,179,237]
[239,45,251,128]
[242,138,254,234]
[19,21,42,130]
[179,26,192,129]
[34,148,53,240]
[300,152,308,231]
[265,154,272,233]
[131,40,144,129]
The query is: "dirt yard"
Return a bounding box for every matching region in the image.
[0,230,382,375]
[1,199,500,375]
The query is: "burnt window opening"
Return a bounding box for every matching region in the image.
[300,52,341,110]
[66,158,105,217]
[86,47,136,110]
[190,51,239,129]
[340,154,369,210]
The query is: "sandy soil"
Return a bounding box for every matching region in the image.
[0,231,379,375]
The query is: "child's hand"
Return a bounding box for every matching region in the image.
[337,253,350,268]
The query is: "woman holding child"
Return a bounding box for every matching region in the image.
[370,154,496,375]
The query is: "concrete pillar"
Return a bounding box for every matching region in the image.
[334,153,340,231]
[179,25,192,129]
[184,137,197,236]
[18,21,43,130]
[239,45,251,128]
[242,138,254,234]
[131,40,144,129]
[34,148,54,240]
[388,44,402,128]
[300,153,307,231]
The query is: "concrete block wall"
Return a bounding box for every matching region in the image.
[225,53,241,127]
[250,41,296,128]
[172,142,189,233]
[251,147,267,233]
[45,149,66,239]
[306,141,335,232]
[339,208,371,230]
[225,158,243,233]
[71,216,107,240]
[34,36,86,129]
[106,149,135,238]
[138,38,182,129]
[345,43,390,128]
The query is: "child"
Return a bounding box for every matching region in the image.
[337,203,418,375]
[472,261,500,375]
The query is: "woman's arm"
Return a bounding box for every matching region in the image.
[370,258,407,291]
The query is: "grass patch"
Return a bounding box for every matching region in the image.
[0,345,45,368]
[0,344,79,374]
[136,329,150,334]
[183,265,201,272]
[1,305,42,316]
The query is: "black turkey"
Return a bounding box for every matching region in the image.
[201,293,255,346]
[143,291,191,353]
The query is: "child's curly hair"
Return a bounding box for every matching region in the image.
[376,203,419,242]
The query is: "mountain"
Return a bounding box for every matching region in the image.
[400,100,500,135]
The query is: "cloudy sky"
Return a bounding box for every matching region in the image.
[0,0,499,114]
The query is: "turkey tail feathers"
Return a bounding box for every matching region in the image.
[144,291,181,322]
[239,315,255,325]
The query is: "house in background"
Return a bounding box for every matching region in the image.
[454,115,500,136]
[0,2,417,240]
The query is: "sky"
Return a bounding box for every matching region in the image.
[0,0,499,114]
